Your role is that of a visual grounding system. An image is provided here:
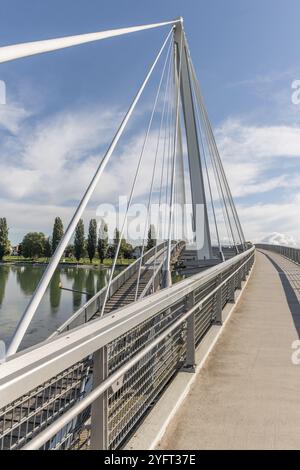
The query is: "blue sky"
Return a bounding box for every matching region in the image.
[0,0,300,245]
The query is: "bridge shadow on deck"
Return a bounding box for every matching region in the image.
[259,250,300,338]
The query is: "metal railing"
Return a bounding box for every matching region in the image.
[50,241,171,336]
[139,241,186,298]
[256,243,300,264]
[0,247,255,450]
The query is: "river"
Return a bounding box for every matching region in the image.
[0,263,121,351]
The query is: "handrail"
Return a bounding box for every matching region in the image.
[21,247,254,450]
[0,247,254,450]
[139,240,186,298]
[256,243,300,265]
[50,241,169,336]
[0,247,255,409]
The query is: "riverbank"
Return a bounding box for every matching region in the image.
[0,256,135,269]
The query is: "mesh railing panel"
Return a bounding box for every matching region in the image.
[0,356,92,450]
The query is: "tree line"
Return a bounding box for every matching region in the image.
[0,217,156,263]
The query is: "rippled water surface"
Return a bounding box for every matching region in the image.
[0,264,120,350]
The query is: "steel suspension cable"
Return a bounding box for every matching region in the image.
[151,50,174,291]
[134,38,173,300]
[7,27,174,356]
[187,54,245,249]
[165,33,183,286]
[201,101,245,248]
[193,91,224,261]
[164,62,175,240]
[199,96,238,251]
[182,34,237,249]
[188,56,238,252]
[100,32,173,316]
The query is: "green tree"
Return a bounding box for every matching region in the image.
[146,224,156,251]
[0,218,10,260]
[113,228,120,256]
[65,244,74,258]
[52,217,64,253]
[107,245,115,259]
[123,242,134,259]
[44,237,52,259]
[113,228,127,259]
[97,220,108,263]
[74,219,85,261]
[87,219,97,263]
[22,232,46,258]
[18,242,23,256]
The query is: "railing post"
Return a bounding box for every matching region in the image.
[236,266,242,290]
[214,274,223,325]
[241,264,246,282]
[182,291,196,372]
[228,275,235,303]
[90,346,108,450]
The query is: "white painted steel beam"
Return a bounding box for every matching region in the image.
[0,19,180,63]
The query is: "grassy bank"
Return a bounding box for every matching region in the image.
[2,256,135,267]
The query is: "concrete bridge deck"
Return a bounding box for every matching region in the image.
[159,249,300,450]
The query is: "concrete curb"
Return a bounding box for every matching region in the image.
[125,254,256,450]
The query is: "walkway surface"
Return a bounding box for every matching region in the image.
[159,250,300,450]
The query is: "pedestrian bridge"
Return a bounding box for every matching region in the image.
[1,244,300,450]
[158,247,300,450]
[0,18,299,451]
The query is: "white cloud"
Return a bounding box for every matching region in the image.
[216,119,300,162]
[0,102,30,134]
[227,70,294,88]
[237,196,300,247]
[210,118,300,245]
[260,232,299,246]
[0,100,172,243]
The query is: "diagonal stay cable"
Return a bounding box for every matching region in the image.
[7,27,174,356]
[186,47,245,249]
[187,53,238,252]
[100,32,173,317]
[193,88,224,261]
[165,32,184,286]
[151,48,174,292]
[134,38,173,301]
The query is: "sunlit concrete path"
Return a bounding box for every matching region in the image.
[159,250,300,450]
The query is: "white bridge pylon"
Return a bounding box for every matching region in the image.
[3,18,246,357]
